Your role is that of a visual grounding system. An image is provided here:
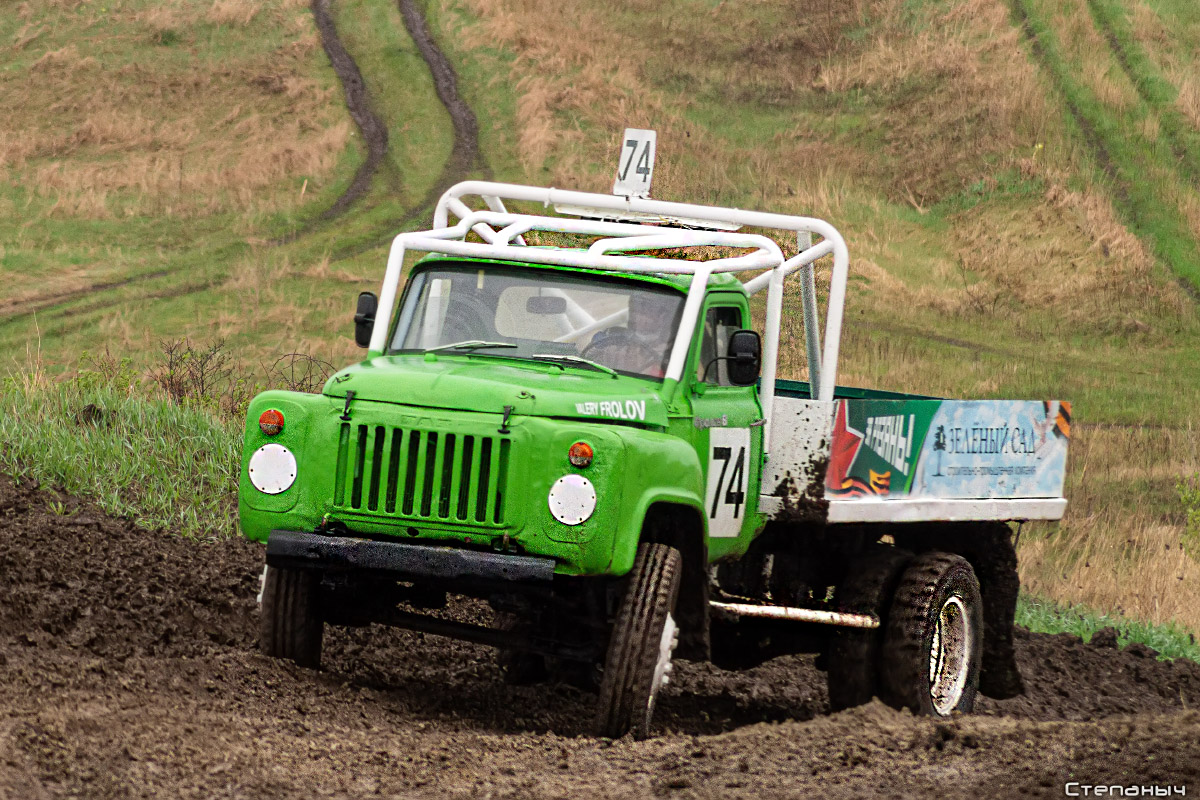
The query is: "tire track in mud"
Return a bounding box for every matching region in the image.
[396,0,489,191]
[2,477,1200,797]
[2,0,487,334]
[324,0,492,262]
[280,0,393,237]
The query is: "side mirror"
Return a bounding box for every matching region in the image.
[727,329,761,386]
[526,295,567,315]
[354,291,378,348]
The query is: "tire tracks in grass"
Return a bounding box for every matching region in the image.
[1,0,488,335]
[45,280,225,341]
[1007,0,1125,203]
[322,0,491,263]
[0,270,171,324]
[273,0,393,243]
[1084,0,1200,185]
[0,0,387,327]
[1006,0,1200,295]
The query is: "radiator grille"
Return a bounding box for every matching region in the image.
[333,424,510,525]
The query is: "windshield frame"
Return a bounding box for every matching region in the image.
[387,261,689,381]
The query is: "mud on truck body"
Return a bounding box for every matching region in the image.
[240,181,1070,738]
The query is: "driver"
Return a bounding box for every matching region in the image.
[588,291,677,376]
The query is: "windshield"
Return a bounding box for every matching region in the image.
[389,264,686,379]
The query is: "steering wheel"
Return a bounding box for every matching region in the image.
[581,329,662,374]
[440,294,494,343]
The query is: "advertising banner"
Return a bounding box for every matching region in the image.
[826,399,1071,500]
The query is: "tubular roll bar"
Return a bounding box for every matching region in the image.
[373,182,850,448]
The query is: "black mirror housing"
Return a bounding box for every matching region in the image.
[727,329,761,386]
[354,291,378,348]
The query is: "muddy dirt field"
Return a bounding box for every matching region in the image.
[1,477,1198,799]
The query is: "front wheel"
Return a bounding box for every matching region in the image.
[880,552,982,717]
[595,542,682,739]
[260,565,323,669]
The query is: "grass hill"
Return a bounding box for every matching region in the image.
[1,0,1198,634]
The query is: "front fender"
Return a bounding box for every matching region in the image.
[239,390,324,527]
[607,435,706,577]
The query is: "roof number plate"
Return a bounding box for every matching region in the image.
[612,128,656,199]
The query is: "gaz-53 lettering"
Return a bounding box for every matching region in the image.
[240,175,1069,739]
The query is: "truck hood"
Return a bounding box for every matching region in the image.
[322,354,670,427]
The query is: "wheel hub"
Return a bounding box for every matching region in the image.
[928,594,971,715]
[648,612,679,713]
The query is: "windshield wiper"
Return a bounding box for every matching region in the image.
[424,340,518,353]
[529,354,619,378]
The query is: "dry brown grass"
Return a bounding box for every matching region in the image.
[1082,58,1137,112]
[936,173,1193,333]
[1170,69,1200,130]
[1019,424,1200,632]
[1,0,346,218]
[206,0,261,27]
[457,0,855,207]
[460,0,1066,212]
[815,0,1062,203]
[1129,0,1171,49]
[137,5,195,34]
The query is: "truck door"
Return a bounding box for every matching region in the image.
[688,298,764,558]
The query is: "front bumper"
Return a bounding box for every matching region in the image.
[265,529,557,583]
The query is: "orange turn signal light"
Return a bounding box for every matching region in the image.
[568,441,594,468]
[259,409,284,436]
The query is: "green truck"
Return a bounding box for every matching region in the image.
[240,181,1070,738]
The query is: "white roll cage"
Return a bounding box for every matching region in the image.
[372,181,850,447]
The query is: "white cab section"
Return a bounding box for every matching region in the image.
[758,397,834,515]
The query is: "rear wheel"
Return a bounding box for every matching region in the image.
[880,552,982,716]
[260,565,323,669]
[826,545,912,711]
[595,542,682,739]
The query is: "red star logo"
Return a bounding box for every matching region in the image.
[826,401,864,491]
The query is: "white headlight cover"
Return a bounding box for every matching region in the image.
[248,443,297,495]
[548,474,596,526]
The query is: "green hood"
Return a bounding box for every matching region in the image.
[323,354,670,428]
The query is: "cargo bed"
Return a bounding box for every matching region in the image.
[761,378,1070,524]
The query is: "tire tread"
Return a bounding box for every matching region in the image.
[880,552,981,715]
[827,546,912,711]
[260,565,323,669]
[596,543,682,739]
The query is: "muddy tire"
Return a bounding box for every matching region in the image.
[596,542,682,739]
[880,552,982,716]
[826,545,912,711]
[493,611,548,686]
[260,565,323,669]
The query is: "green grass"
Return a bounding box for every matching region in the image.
[1012,0,1200,290]
[0,377,241,540]
[1085,0,1200,174]
[1017,593,1200,662]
